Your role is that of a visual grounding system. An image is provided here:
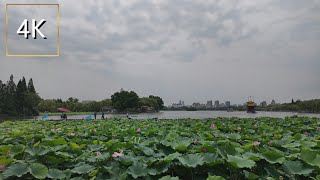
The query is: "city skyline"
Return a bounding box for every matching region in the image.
[170,98,279,108]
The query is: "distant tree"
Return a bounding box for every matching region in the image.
[149,95,164,110]
[6,75,17,115]
[0,80,4,113]
[101,99,112,107]
[55,99,63,103]
[111,90,140,112]
[27,78,36,93]
[38,99,59,112]
[16,80,25,114]
[25,91,41,115]
[67,97,79,103]
[21,77,27,92]
[139,97,158,110]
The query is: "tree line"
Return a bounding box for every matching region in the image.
[110,90,164,112]
[38,98,112,113]
[0,75,164,115]
[38,91,164,113]
[256,99,320,113]
[0,75,41,115]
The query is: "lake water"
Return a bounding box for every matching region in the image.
[1,111,320,121]
[31,111,320,120]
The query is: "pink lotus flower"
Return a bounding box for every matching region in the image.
[268,141,272,146]
[304,131,309,135]
[112,151,124,157]
[136,128,141,132]
[210,124,216,129]
[317,127,320,131]
[96,151,102,156]
[0,165,6,172]
[253,141,261,146]
[69,133,75,136]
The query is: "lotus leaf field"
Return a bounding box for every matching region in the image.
[0,117,320,179]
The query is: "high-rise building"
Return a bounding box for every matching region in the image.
[271,100,276,105]
[260,101,267,107]
[192,102,201,108]
[172,100,185,108]
[214,100,219,108]
[206,101,213,109]
[225,101,231,108]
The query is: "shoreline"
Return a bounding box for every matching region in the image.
[39,110,320,116]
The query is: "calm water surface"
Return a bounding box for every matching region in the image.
[2,111,320,121]
[34,111,320,120]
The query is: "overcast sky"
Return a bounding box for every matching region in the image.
[0,0,320,105]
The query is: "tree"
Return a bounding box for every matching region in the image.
[111,91,140,112]
[67,97,79,103]
[25,92,41,115]
[6,75,17,115]
[139,97,158,111]
[0,80,4,113]
[38,99,59,112]
[28,78,36,93]
[149,95,164,110]
[0,75,41,115]
[16,80,26,114]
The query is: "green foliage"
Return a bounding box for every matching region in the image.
[38,98,111,113]
[71,163,95,174]
[261,151,285,164]
[227,155,256,169]
[2,163,29,178]
[127,162,148,178]
[29,163,48,179]
[0,117,320,179]
[111,90,140,112]
[207,176,225,180]
[283,160,314,175]
[48,168,66,179]
[257,99,320,113]
[177,154,204,167]
[0,75,40,116]
[300,149,320,168]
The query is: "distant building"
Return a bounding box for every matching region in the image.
[214,100,219,108]
[225,101,231,108]
[271,100,276,105]
[260,101,267,107]
[220,103,225,108]
[192,102,201,108]
[172,100,185,108]
[206,101,213,109]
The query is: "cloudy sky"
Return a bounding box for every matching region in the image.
[0,0,320,105]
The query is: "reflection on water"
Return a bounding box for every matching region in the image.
[1,111,320,121]
[41,111,320,120]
